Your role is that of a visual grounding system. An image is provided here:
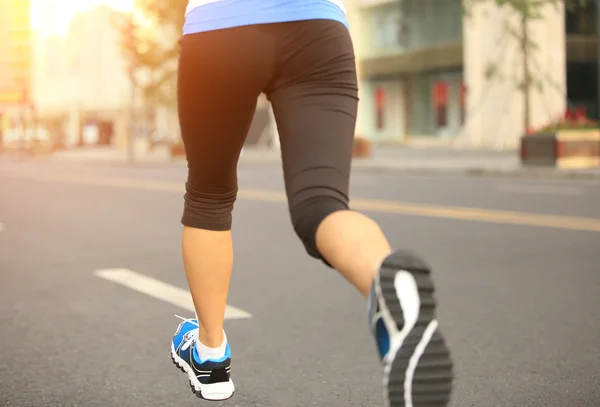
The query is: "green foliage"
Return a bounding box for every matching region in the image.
[116,0,188,108]
[137,0,187,33]
[484,63,499,81]
[465,0,588,16]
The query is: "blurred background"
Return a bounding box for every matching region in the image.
[1,0,599,167]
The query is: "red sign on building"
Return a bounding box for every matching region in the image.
[433,81,448,128]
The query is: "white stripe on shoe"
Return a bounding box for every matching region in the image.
[393,271,422,407]
[405,319,439,407]
[379,270,422,407]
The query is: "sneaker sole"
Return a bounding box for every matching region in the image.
[170,344,235,401]
[376,250,454,407]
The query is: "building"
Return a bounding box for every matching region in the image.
[32,4,182,151]
[0,0,33,145]
[32,4,135,149]
[349,0,597,149]
[0,0,31,100]
[31,3,279,152]
[28,1,597,153]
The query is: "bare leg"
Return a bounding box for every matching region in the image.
[316,210,392,298]
[182,226,233,347]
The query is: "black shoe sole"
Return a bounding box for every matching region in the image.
[378,250,454,407]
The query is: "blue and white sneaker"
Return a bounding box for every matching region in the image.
[170,316,234,401]
[369,250,454,407]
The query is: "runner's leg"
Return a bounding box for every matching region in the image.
[172,26,273,400]
[267,19,454,406]
[266,19,390,297]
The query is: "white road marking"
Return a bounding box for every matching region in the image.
[94,268,252,320]
[0,223,4,233]
[497,184,584,196]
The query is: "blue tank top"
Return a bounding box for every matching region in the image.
[183,0,348,35]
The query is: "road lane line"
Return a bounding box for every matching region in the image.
[497,184,584,196]
[350,197,600,231]
[94,268,252,320]
[0,223,4,233]
[7,171,600,233]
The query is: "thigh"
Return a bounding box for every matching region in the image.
[177,27,274,195]
[266,20,358,209]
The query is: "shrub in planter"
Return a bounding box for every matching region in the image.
[521,108,600,168]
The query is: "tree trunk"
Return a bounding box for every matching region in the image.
[522,13,531,133]
[128,67,136,163]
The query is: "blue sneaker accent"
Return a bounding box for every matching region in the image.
[171,316,235,400]
[368,281,391,360]
[173,319,199,352]
[375,318,390,360]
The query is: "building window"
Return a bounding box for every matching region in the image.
[565,1,596,35]
[372,6,404,48]
[375,87,386,130]
[433,81,448,128]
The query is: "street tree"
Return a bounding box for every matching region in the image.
[464,0,590,132]
[116,0,187,111]
[118,0,592,136]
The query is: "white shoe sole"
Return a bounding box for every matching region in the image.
[170,343,235,401]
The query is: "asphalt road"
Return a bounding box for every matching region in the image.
[1,159,599,407]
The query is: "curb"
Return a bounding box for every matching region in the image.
[236,155,600,180]
[349,165,600,180]
[7,153,600,181]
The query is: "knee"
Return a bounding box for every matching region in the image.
[181,182,237,231]
[290,192,349,263]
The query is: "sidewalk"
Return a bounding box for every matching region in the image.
[16,145,600,180]
[239,145,600,180]
[47,145,172,164]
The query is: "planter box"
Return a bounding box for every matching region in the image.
[170,144,186,157]
[520,129,600,169]
[353,137,372,158]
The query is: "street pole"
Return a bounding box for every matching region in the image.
[19,107,26,160]
[0,112,3,156]
[126,10,137,164]
[128,67,136,164]
[597,0,600,120]
[521,13,530,134]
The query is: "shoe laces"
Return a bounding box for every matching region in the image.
[175,314,199,352]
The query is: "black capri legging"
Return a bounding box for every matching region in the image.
[177,19,358,264]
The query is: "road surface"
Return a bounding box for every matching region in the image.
[1,159,599,407]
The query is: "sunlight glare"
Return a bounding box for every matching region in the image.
[31,0,135,36]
